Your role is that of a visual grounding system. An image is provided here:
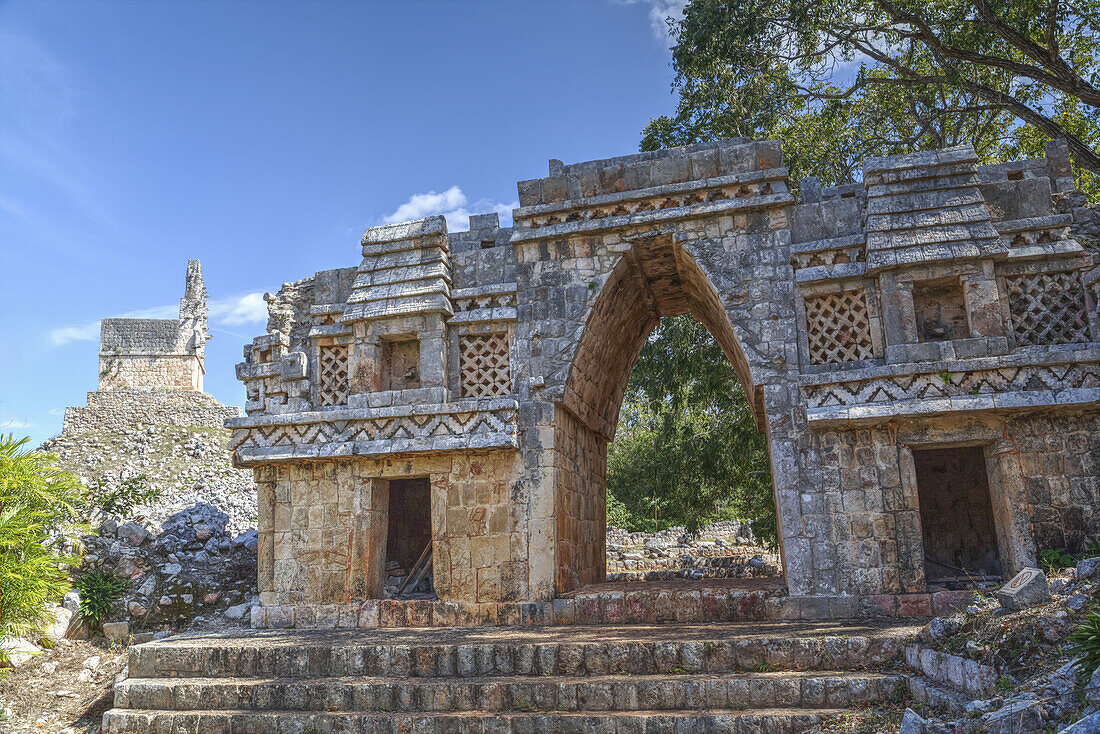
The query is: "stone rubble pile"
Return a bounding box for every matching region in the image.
[41,425,257,535]
[606,521,781,582]
[897,559,1100,734]
[78,503,258,638]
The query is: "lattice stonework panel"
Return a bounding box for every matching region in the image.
[805,289,876,365]
[460,333,511,398]
[1005,271,1090,346]
[317,344,349,407]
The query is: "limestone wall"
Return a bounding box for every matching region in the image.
[99,352,203,391]
[255,452,524,608]
[807,412,1100,597]
[62,391,240,435]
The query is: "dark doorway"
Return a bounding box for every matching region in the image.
[384,477,435,598]
[913,446,1003,584]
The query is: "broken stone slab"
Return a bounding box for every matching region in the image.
[1078,556,1100,582]
[899,708,926,734]
[1064,712,1100,734]
[0,637,41,667]
[102,621,130,643]
[995,567,1051,611]
[982,697,1045,734]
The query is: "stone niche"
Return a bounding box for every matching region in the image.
[381,338,421,391]
[912,277,969,342]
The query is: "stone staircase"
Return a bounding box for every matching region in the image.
[102,620,919,733]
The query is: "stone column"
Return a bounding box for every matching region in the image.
[256,469,276,604]
[986,439,1039,574]
[348,476,389,600]
[881,276,917,363]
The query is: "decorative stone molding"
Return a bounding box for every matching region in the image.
[803,348,1100,424]
[228,398,519,465]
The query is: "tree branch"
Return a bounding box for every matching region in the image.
[877,0,1100,107]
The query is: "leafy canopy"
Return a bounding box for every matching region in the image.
[644,0,1100,193]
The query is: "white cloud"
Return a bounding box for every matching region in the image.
[49,292,268,346]
[384,186,467,225]
[614,0,687,43]
[49,322,101,346]
[211,292,267,326]
[382,186,517,232]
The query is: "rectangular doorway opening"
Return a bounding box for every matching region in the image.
[914,446,1003,587]
[384,477,435,599]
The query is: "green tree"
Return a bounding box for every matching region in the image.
[645,0,1100,192]
[611,0,1100,548]
[0,436,86,639]
[607,316,777,544]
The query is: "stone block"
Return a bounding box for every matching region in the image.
[1077,556,1100,582]
[996,567,1051,611]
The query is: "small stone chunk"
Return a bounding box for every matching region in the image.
[1063,712,1100,734]
[995,567,1051,611]
[102,621,130,642]
[0,637,40,667]
[899,708,927,734]
[1078,557,1100,582]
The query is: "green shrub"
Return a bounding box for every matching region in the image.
[1069,609,1100,677]
[0,435,86,638]
[89,474,160,517]
[73,568,129,628]
[1040,547,1076,574]
[1084,537,1100,559]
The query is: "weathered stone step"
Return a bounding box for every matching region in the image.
[101,706,846,734]
[131,623,916,680]
[606,569,761,582]
[117,671,901,713]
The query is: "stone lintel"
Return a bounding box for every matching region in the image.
[510,193,793,244]
[806,387,1100,426]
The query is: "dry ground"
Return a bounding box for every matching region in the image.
[0,639,125,734]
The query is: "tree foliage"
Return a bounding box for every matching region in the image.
[0,435,86,638]
[607,316,777,545]
[644,0,1100,193]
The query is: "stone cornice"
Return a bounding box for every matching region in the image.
[227,399,519,466]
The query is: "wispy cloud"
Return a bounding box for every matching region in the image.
[382,186,517,232]
[49,292,269,347]
[1,418,37,431]
[0,30,114,248]
[212,292,267,326]
[615,0,687,43]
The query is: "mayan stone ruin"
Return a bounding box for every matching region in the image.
[62,260,241,436]
[211,136,1100,630]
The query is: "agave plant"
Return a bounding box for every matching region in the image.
[0,435,87,640]
[1069,609,1100,677]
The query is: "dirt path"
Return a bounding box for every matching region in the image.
[0,639,125,734]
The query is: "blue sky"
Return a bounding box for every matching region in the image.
[0,0,685,445]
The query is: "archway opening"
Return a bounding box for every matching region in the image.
[555,236,785,595]
[604,314,782,585]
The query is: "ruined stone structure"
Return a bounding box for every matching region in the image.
[227,138,1100,628]
[63,261,241,435]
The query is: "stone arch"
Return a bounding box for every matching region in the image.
[553,234,777,592]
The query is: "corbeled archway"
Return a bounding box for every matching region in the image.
[553,235,777,592]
